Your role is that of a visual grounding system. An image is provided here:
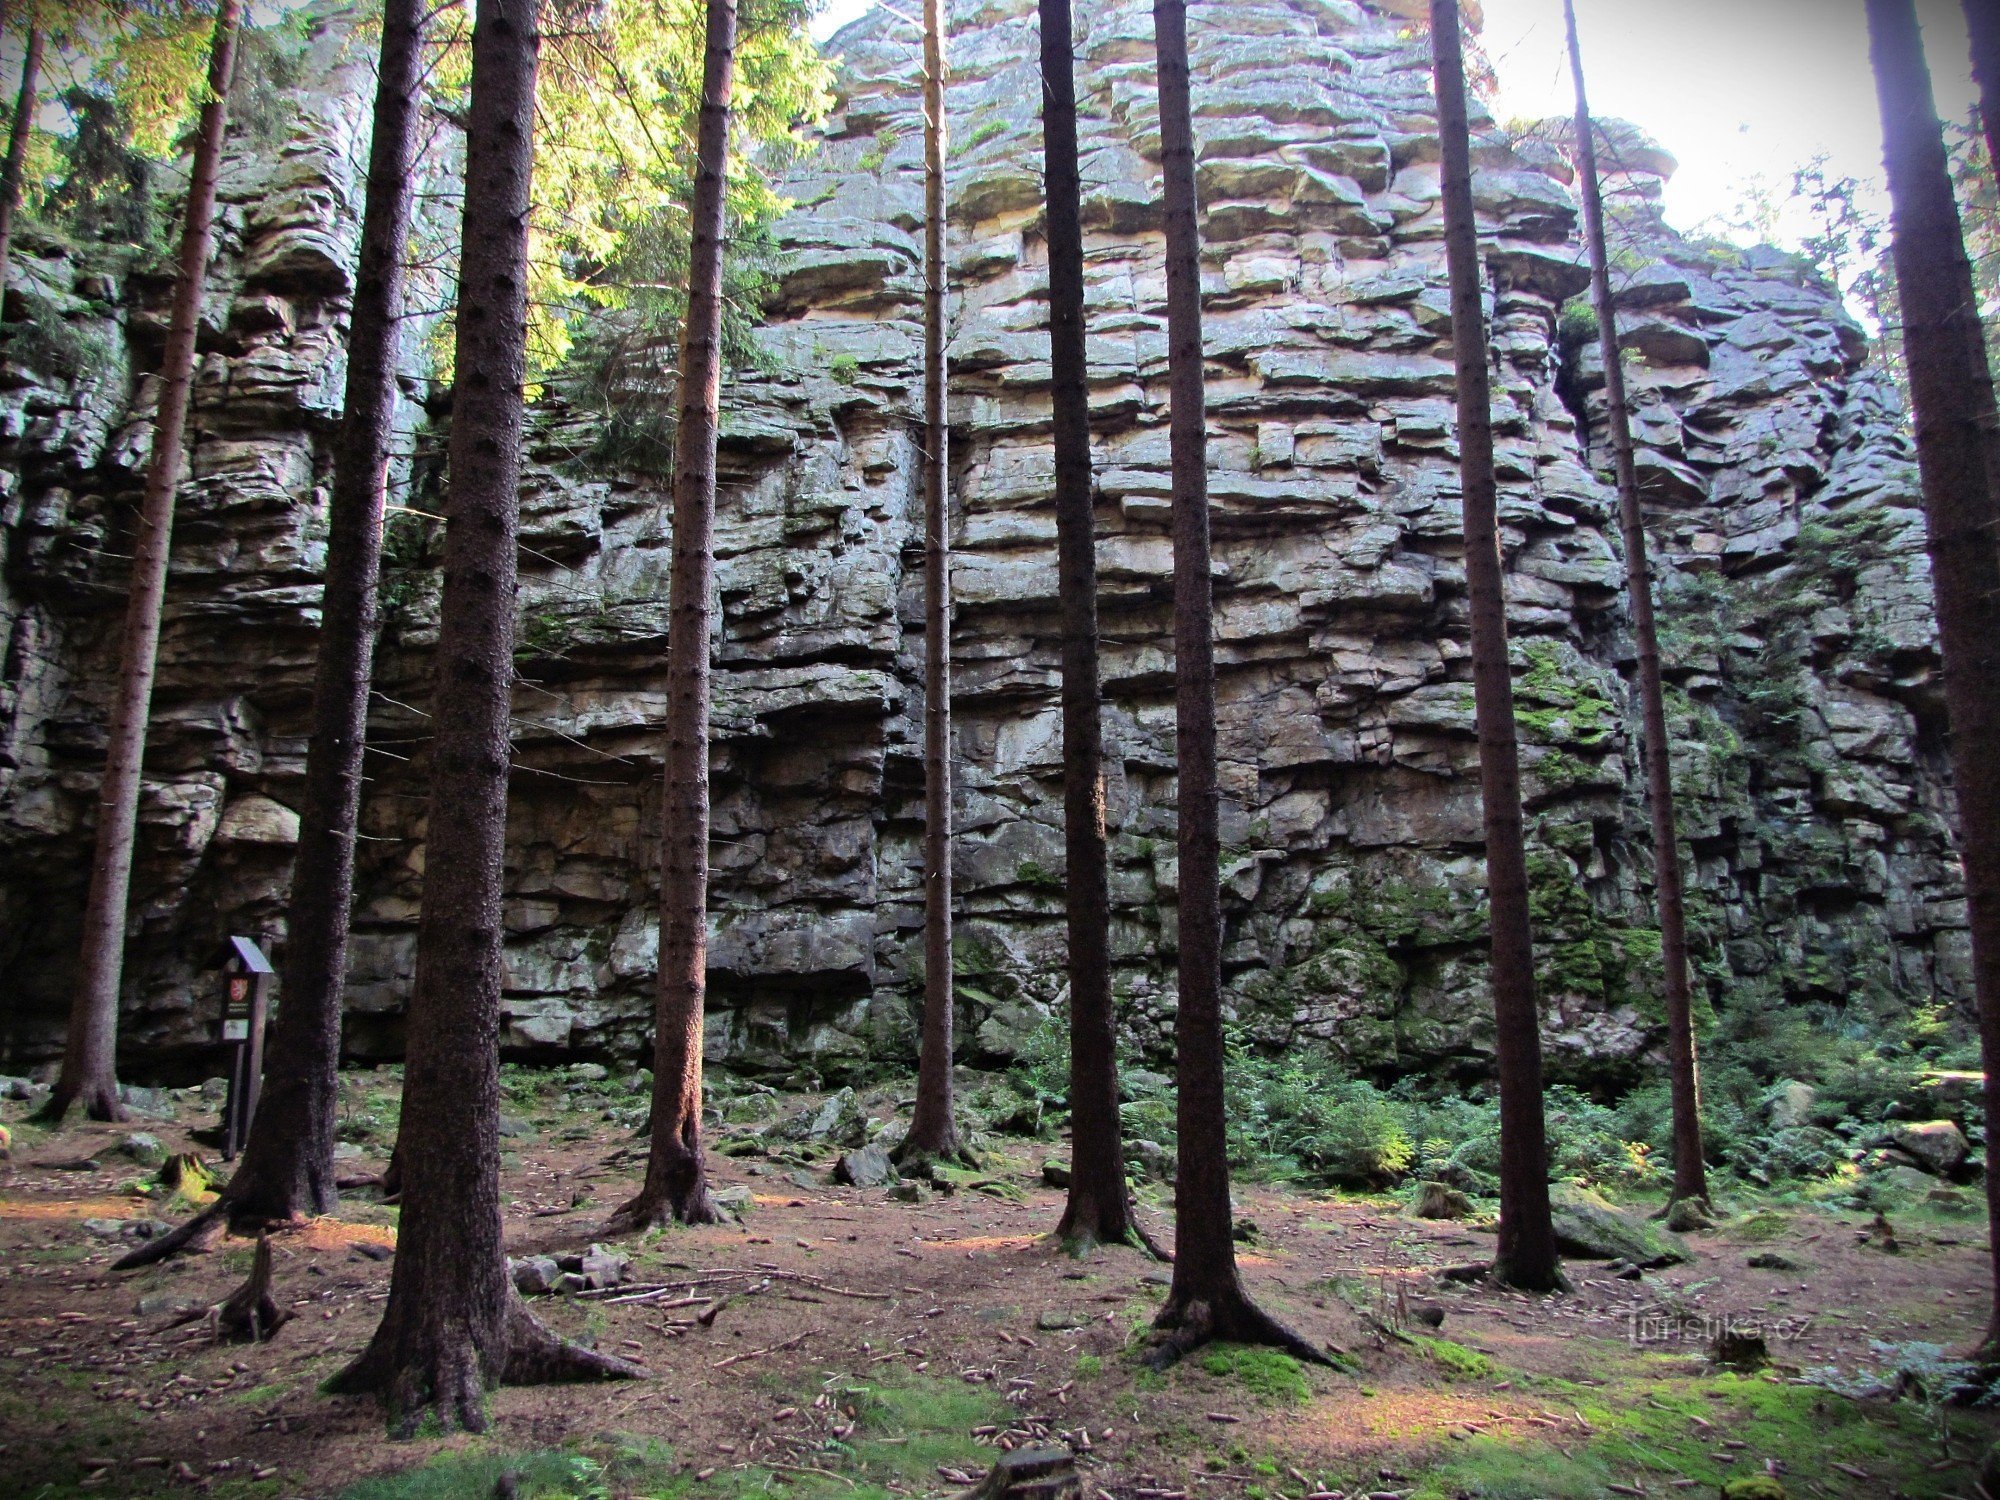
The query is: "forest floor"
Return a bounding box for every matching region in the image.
[1,1068,1995,1500]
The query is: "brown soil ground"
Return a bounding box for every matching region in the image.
[1,1073,1994,1500]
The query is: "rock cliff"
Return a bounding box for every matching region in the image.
[0,0,1965,1084]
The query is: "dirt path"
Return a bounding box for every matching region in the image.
[1,1075,1993,1499]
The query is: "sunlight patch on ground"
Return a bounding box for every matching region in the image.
[920,1234,1039,1252]
[0,1194,141,1221]
[281,1216,397,1252]
[1286,1387,1535,1455]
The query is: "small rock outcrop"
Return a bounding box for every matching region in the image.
[0,0,1967,1085]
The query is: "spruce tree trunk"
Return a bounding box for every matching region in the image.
[0,14,43,308]
[45,0,242,1127]
[1430,0,1562,1293]
[1042,0,1139,1252]
[902,0,965,1167]
[1866,0,2000,1359]
[240,0,425,1223]
[117,0,432,1271]
[606,0,739,1232]
[327,0,635,1428]
[1561,0,1707,1214]
[1148,0,1326,1367]
[1965,0,2000,192]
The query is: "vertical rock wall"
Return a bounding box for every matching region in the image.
[0,0,1965,1083]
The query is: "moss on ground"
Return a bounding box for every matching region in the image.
[1197,1344,1313,1404]
[1411,1368,1983,1500]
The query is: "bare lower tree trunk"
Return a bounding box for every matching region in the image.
[1430,0,1562,1293]
[44,0,242,1127]
[327,0,635,1429]
[1147,0,1324,1367]
[1561,0,1707,1215]
[1965,0,2000,192]
[1042,0,1142,1254]
[605,0,739,1234]
[0,14,43,307]
[1867,0,2000,1359]
[901,0,966,1169]
[116,0,430,1271]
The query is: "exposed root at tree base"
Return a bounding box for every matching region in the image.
[1143,1289,1337,1372]
[502,1301,645,1384]
[602,1184,723,1234]
[324,1298,641,1436]
[1661,1194,1717,1232]
[113,1199,230,1270]
[32,1084,129,1127]
[892,1141,979,1179]
[1054,1211,1171,1263]
[1486,1256,1571,1294]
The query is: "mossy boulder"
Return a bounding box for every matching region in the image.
[1412,1180,1473,1219]
[1547,1184,1690,1266]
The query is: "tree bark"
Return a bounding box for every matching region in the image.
[1561,0,1707,1214]
[1147,0,1325,1365]
[1965,0,2000,193]
[1430,0,1562,1293]
[327,0,635,1430]
[1041,0,1141,1254]
[901,0,966,1168]
[605,0,738,1233]
[1866,0,2000,1359]
[44,0,242,1127]
[116,0,431,1270]
[0,13,43,309]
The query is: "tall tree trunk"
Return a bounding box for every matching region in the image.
[1867,0,2000,1359]
[1966,0,2000,191]
[43,0,243,1127]
[115,0,431,1271]
[1043,0,1142,1253]
[0,13,43,309]
[1561,0,1707,1216]
[901,0,966,1168]
[1147,0,1326,1368]
[326,0,636,1429]
[1430,0,1562,1293]
[605,0,739,1233]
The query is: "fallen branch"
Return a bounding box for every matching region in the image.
[713,1331,809,1368]
[577,1266,887,1303]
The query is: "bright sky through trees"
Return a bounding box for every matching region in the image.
[809,0,1981,253]
[1483,0,1978,245]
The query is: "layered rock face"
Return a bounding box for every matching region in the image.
[0,0,1965,1082]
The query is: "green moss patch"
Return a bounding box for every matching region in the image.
[1198,1344,1313,1404]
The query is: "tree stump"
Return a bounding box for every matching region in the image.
[955,1447,1078,1500]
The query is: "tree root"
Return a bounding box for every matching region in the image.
[112,1199,231,1270]
[1487,1254,1571,1294]
[1055,1215,1171,1263]
[32,1081,128,1126]
[891,1140,979,1180]
[325,1295,640,1436]
[1144,1288,1338,1372]
[1660,1194,1716,1233]
[602,1181,723,1235]
[502,1300,645,1384]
